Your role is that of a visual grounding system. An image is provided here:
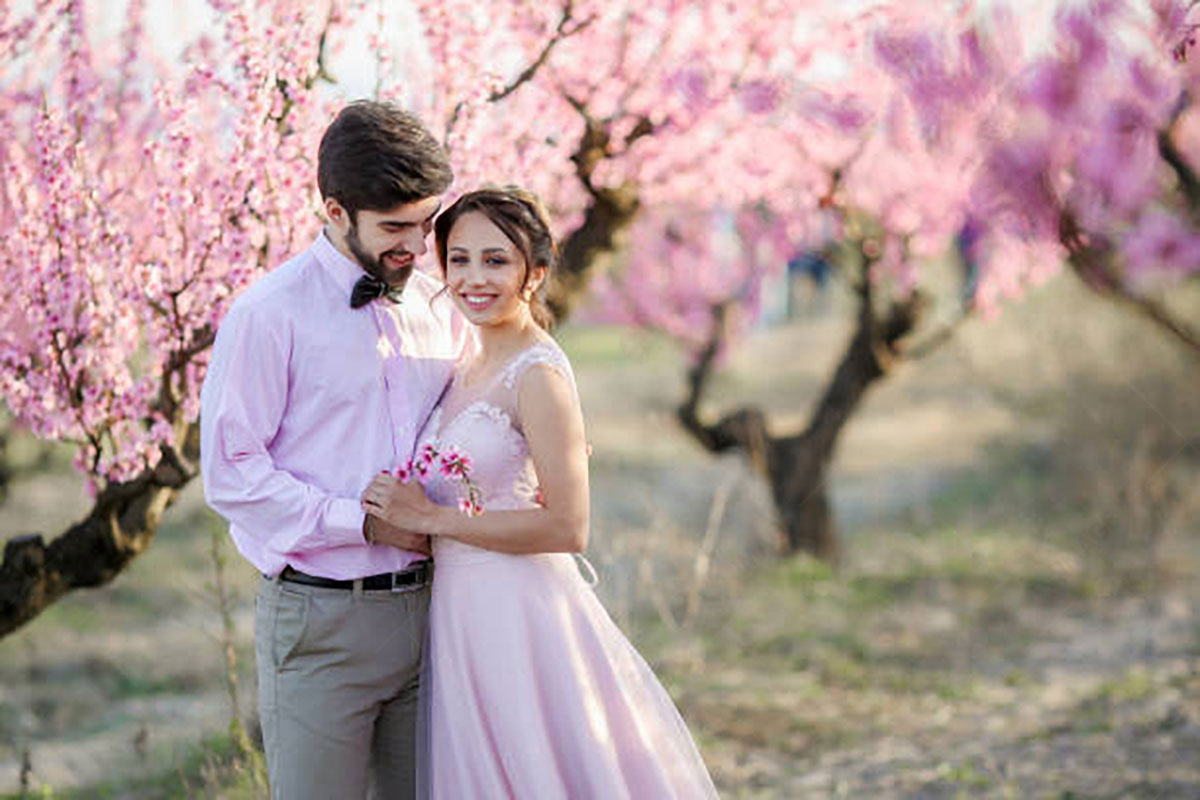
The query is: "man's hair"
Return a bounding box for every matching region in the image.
[317,101,453,217]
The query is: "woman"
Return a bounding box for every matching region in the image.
[361,186,718,799]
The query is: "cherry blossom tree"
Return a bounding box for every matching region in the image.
[0,0,857,634]
[590,0,1199,559]
[2,0,1193,633]
[0,0,346,635]
[967,0,1199,349]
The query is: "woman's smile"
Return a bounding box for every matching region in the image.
[460,291,499,312]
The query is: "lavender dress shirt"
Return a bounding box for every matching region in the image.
[200,231,471,579]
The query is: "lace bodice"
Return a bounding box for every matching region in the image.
[416,341,577,562]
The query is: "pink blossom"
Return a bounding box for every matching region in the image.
[1058,6,1109,70]
[438,448,472,478]
[973,137,1060,240]
[738,79,780,115]
[3,0,1196,495]
[1025,61,1085,117]
[1120,210,1200,281]
[1129,56,1176,115]
[673,68,710,110]
[800,90,872,134]
[1072,101,1160,222]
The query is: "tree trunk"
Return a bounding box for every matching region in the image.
[678,282,924,560]
[0,422,9,506]
[768,444,836,558]
[764,315,890,558]
[0,436,195,637]
[550,183,640,322]
[547,105,653,324]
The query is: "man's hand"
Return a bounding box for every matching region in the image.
[367,514,432,555]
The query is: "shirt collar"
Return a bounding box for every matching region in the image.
[312,228,368,299]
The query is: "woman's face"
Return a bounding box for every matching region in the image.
[444,211,543,328]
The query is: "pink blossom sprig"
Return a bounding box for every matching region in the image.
[394,443,484,517]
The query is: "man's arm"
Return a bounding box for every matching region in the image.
[200,302,368,558]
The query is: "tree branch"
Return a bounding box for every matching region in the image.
[546,97,650,321]
[445,2,595,139]
[0,431,197,638]
[1158,92,1198,215]
[675,301,773,473]
[489,1,595,104]
[902,311,969,361]
[1060,211,1200,358]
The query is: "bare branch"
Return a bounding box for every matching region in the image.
[902,311,969,361]
[312,6,338,87]
[1060,211,1200,358]
[154,324,216,422]
[1158,92,1198,215]
[489,1,595,104]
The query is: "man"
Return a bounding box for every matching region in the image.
[200,101,469,799]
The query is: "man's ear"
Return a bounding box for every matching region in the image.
[324,197,351,232]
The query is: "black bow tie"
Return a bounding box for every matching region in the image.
[350,274,404,309]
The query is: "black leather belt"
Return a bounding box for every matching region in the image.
[278,562,432,592]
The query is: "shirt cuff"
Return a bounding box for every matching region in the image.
[323,497,369,548]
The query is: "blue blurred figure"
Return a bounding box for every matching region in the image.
[955,216,983,308]
[786,248,832,318]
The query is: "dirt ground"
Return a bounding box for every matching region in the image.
[1,278,1197,798]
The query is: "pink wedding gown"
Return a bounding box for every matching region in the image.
[416,341,718,799]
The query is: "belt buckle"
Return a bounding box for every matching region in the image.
[390,563,426,594]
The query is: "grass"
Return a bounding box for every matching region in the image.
[3,289,1199,798]
[556,324,682,365]
[0,731,263,800]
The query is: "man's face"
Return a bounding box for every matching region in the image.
[327,196,441,289]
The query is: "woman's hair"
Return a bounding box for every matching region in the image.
[434,186,557,329]
[317,100,453,219]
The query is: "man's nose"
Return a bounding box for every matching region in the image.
[407,232,428,256]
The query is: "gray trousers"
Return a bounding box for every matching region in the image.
[255,575,430,800]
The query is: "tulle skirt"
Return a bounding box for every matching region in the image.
[418,543,718,799]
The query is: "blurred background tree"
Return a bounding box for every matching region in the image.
[587,0,1199,558]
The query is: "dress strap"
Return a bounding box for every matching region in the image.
[501,342,575,392]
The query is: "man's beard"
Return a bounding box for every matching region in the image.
[346,222,411,289]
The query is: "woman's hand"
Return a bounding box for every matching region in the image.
[361,474,441,533]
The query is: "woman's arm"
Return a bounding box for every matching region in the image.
[362,362,590,554]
